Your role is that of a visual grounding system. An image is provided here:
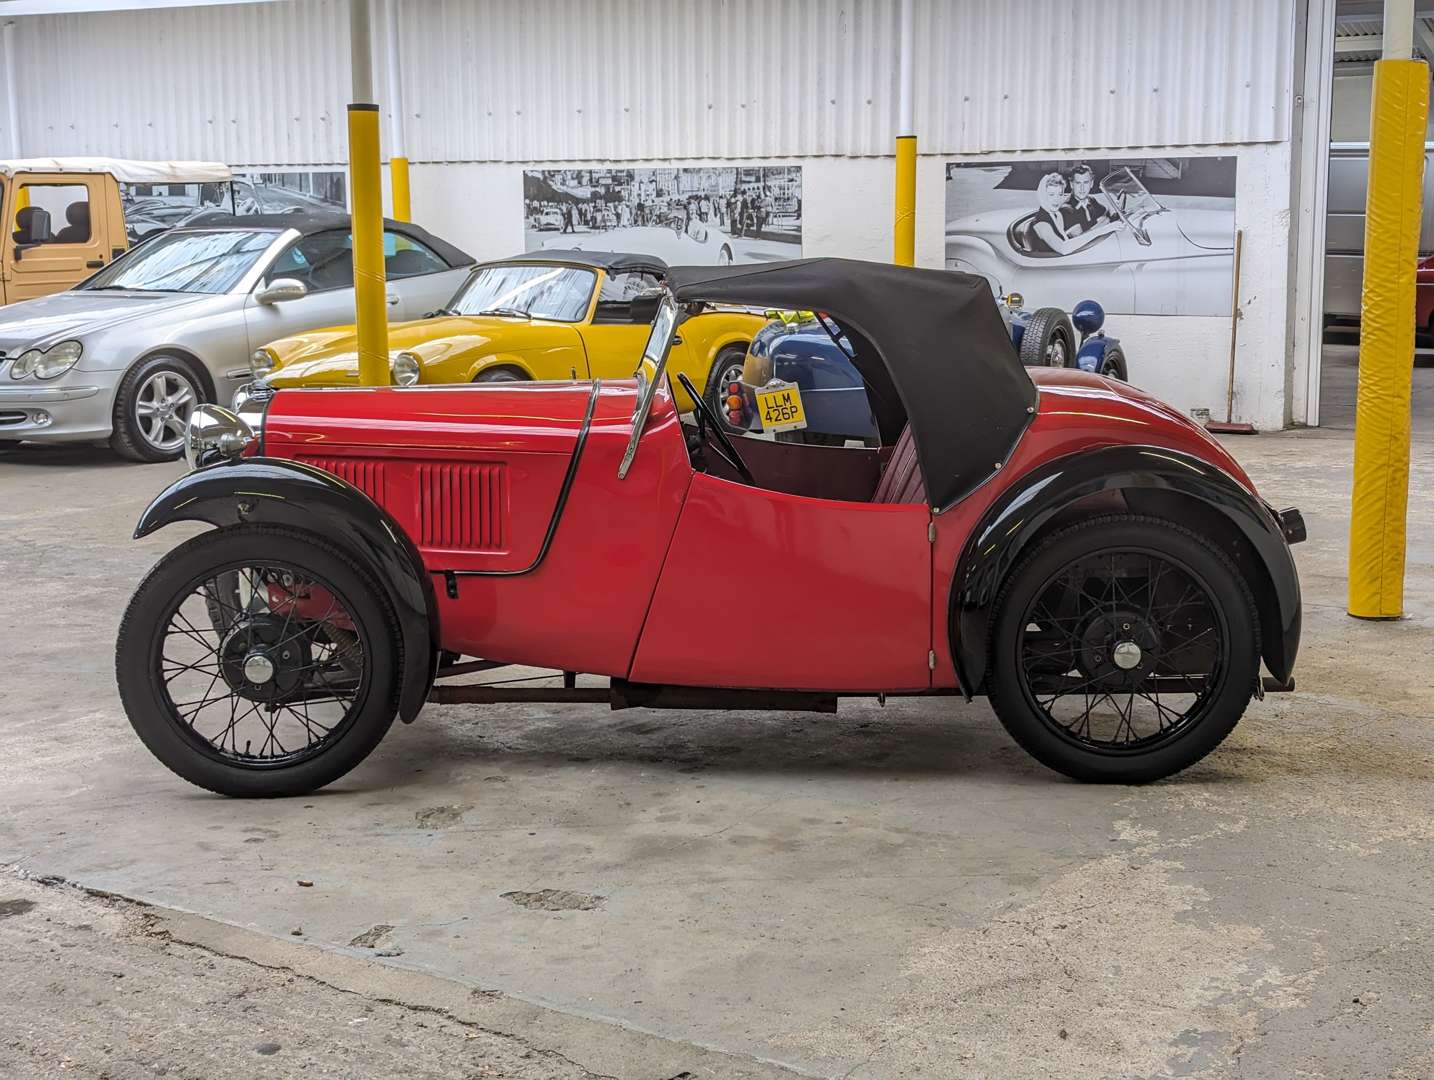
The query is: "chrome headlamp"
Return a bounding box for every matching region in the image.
[249,347,277,379]
[391,350,421,387]
[390,349,418,387]
[185,404,256,470]
[10,340,82,380]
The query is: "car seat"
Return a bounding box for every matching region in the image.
[13,206,52,245]
[385,248,433,278]
[871,425,927,504]
[53,202,90,244]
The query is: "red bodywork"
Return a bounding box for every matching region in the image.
[260,370,1252,693]
[1418,255,1434,332]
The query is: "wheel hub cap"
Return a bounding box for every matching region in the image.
[1111,640,1143,670]
[219,614,312,702]
[242,652,276,684]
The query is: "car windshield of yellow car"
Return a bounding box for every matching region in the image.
[450,264,595,322]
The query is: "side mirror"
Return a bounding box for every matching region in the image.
[255,277,309,304]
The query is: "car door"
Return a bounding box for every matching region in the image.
[5,174,111,301]
[577,268,687,381]
[630,472,934,691]
[381,228,470,318]
[243,229,375,351]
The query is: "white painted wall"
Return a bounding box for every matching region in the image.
[415,142,1291,431]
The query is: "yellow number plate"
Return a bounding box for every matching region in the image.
[754,380,807,433]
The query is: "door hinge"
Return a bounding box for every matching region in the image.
[443,571,459,599]
[928,650,937,670]
[928,521,936,542]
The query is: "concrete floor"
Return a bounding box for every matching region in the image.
[1,427,1432,1079]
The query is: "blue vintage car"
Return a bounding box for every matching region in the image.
[724,298,1128,441]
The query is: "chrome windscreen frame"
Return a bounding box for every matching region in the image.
[617,291,680,480]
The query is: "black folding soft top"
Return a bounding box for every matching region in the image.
[179,211,474,269]
[667,258,1037,511]
[504,249,669,276]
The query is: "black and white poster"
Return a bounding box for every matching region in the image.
[523,166,802,265]
[118,169,348,244]
[944,157,1236,316]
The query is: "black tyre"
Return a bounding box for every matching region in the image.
[1018,308,1076,369]
[703,345,749,432]
[474,366,525,384]
[1098,343,1129,381]
[985,514,1259,783]
[109,354,205,462]
[116,525,402,797]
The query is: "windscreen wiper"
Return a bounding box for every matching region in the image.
[476,306,531,319]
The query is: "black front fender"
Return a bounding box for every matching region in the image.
[949,445,1302,697]
[135,457,438,723]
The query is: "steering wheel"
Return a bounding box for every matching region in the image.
[675,371,754,485]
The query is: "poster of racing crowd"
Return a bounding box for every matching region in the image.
[523,166,802,265]
[118,170,348,244]
[944,156,1236,316]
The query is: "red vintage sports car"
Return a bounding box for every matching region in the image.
[116,259,1305,796]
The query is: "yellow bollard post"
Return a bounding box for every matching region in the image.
[390,155,411,222]
[1347,58,1427,618]
[894,136,916,267]
[348,102,390,388]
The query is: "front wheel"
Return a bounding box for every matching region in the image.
[110,355,205,462]
[985,515,1259,783]
[116,525,402,796]
[703,345,748,432]
[1098,343,1129,381]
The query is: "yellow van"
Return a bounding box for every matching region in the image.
[0,157,232,304]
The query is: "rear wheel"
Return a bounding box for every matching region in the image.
[116,525,401,796]
[1018,308,1076,369]
[985,515,1259,783]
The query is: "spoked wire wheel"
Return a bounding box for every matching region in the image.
[987,516,1258,783]
[1017,548,1226,752]
[117,526,401,796]
[159,561,370,767]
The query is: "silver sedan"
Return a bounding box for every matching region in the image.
[0,215,472,460]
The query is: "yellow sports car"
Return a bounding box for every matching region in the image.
[246,251,763,412]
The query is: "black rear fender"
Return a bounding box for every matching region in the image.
[134,457,438,723]
[949,445,1302,697]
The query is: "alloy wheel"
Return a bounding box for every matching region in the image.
[134,370,198,452]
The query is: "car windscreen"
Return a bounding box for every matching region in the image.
[449,264,596,321]
[618,293,678,479]
[82,229,278,294]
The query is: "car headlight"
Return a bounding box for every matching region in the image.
[9,348,42,379]
[33,340,83,379]
[10,340,82,380]
[185,404,256,470]
[392,351,421,387]
[250,347,277,379]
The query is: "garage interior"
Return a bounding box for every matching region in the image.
[1,2,1432,1079]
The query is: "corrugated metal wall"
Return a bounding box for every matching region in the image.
[1,0,1294,165]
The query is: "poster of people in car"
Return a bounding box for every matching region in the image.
[118,169,348,244]
[944,156,1236,316]
[523,166,802,265]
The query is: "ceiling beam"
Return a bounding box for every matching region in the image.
[1336,32,1385,52]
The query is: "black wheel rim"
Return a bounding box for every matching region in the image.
[151,560,371,769]
[1015,547,1229,754]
